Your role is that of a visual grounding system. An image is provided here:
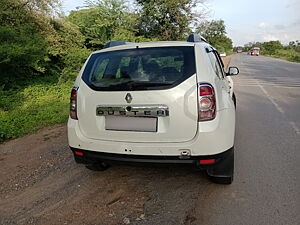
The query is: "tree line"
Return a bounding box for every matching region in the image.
[0,0,233,90]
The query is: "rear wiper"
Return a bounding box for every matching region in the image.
[106,81,135,89]
[128,81,173,88]
[105,81,172,90]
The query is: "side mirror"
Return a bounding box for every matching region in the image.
[226,67,239,76]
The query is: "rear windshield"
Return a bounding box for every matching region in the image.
[81,46,196,91]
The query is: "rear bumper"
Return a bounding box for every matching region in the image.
[68,108,235,156]
[70,146,234,168]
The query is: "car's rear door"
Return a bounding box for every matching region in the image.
[77,46,199,143]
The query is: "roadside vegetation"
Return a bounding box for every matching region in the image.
[241,40,300,62]
[0,0,233,143]
[196,20,233,55]
[0,80,71,142]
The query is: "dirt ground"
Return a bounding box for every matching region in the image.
[221,55,232,70]
[0,56,232,225]
[0,124,210,225]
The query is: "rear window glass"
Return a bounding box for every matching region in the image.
[82,46,196,91]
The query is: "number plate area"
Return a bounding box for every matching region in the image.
[96,105,168,132]
[105,116,158,132]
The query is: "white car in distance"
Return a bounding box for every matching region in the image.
[219,52,227,57]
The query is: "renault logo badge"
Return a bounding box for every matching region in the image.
[125,93,132,103]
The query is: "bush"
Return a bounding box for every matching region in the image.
[59,47,91,83]
[274,49,300,62]
[0,25,47,89]
[0,82,71,142]
[261,41,283,55]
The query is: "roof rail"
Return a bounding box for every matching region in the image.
[103,41,133,49]
[187,34,207,43]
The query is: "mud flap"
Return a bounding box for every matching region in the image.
[206,147,234,184]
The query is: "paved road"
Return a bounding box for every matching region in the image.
[0,54,299,225]
[191,53,300,225]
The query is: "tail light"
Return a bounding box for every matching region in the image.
[74,151,84,156]
[199,159,216,165]
[198,83,216,121]
[70,87,78,120]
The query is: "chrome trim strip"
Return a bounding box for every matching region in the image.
[96,105,169,117]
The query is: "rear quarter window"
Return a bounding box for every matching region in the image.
[207,51,223,79]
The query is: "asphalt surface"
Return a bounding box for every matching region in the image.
[192,53,300,225]
[0,53,299,225]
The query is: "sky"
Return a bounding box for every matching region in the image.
[62,0,300,46]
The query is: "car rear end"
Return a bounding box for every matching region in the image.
[68,41,235,183]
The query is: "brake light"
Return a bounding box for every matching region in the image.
[198,83,216,121]
[75,151,84,156]
[200,85,213,96]
[70,87,78,120]
[199,159,216,165]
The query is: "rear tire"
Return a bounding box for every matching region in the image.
[85,162,110,171]
[206,147,234,184]
[232,93,236,109]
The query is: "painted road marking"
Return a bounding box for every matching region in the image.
[289,122,300,135]
[233,77,300,88]
[257,83,285,114]
[237,60,300,136]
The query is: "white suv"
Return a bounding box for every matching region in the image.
[68,34,239,184]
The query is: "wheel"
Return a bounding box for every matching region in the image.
[232,93,236,109]
[85,162,110,171]
[206,147,234,184]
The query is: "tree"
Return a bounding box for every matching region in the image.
[213,35,233,53]
[22,0,61,14]
[68,0,140,49]
[136,0,204,41]
[288,40,300,52]
[0,0,48,88]
[0,0,89,88]
[196,20,233,53]
[261,40,283,55]
[196,20,226,41]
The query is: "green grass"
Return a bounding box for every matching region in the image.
[0,82,72,143]
[264,49,300,63]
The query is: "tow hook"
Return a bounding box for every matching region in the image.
[179,150,191,159]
